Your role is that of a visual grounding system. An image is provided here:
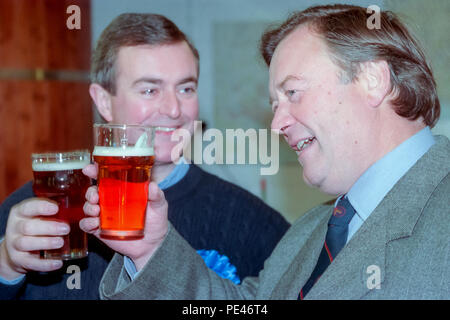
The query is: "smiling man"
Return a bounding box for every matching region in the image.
[267,20,427,196]
[85,5,449,300]
[89,39,199,182]
[0,13,289,299]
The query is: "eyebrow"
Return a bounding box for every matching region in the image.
[132,76,198,87]
[132,78,162,86]
[277,75,303,89]
[177,76,198,86]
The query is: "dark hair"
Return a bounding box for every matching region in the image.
[91,13,200,94]
[260,4,440,127]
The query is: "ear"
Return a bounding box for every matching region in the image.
[358,60,391,108]
[89,83,113,122]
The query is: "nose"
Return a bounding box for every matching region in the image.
[159,90,181,119]
[271,103,295,134]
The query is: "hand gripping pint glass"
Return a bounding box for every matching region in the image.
[31,150,91,260]
[93,124,155,239]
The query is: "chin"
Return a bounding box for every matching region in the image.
[302,169,317,187]
[154,147,182,165]
[303,175,320,191]
[303,171,336,195]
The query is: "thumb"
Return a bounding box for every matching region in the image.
[148,182,167,211]
[144,182,168,243]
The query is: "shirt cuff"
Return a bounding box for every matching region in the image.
[123,255,140,281]
[0,237,26,285]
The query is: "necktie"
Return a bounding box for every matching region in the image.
[298,196,356,299]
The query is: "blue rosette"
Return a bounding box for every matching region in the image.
[197,249,241,284]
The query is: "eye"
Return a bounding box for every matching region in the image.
[285,89,297,97]
[285,89,301,102]
[141,88,159,96]
[179,86,197,96]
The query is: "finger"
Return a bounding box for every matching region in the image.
[22,256,63,272]
[85,186,99,204]
[83,202,100,217]
[15,199,58,218]
[79,217,99,234]
[13,236,64,252]
[20,219,70,236]
[82,163,98,180]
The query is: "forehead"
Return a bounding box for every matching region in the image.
[114,42,198,82]
[269,26,337,88]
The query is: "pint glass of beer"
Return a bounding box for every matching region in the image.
[31,150,91,260]
[93,124,155,239]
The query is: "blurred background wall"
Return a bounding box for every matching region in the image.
[1,0,448,223]
[0,0,92,203]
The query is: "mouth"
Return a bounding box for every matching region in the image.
[154,126,179,134]
[292,137,316,153]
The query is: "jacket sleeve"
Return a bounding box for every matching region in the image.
[99,223,259,300]
[0,277,26,299]
[0,182,34,299]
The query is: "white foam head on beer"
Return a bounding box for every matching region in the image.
[93,146,154,157]
[32,159,90,172]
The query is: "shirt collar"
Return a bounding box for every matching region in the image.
[157,157,190,190]
[346,126,435,221]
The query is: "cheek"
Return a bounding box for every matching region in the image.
[154,136,180,163]
[111,95,138,123]
[114,98,157,124]
[183,99,199,119]
[180,100,199,133]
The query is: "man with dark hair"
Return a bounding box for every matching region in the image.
[0,13,289,299]
[86,5,449,299]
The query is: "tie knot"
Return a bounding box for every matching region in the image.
[329,196,356,227]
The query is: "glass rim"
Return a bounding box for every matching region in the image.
[31,149,91,160]
[93,123,155,130]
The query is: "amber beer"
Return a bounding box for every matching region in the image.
[93,124,155,239]
[31,151,91,260]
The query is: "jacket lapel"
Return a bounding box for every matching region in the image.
[270,206,331,299]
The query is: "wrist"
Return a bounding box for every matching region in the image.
[132,237,167,272]
[131,225,170,272]
[0,240,26,281]
[132,248,157,272]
